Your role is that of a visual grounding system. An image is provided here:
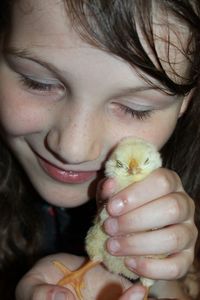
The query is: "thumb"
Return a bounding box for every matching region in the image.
[119,284,147,300]
[16,283,76,300]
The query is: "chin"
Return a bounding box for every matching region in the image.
[34,180,92,208]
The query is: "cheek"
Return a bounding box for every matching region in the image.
[140,110,180,150]
[150,120,177,149]
[0,87,48,136]
[108,109,180,151]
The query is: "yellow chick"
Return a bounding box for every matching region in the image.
[54,137,162,300]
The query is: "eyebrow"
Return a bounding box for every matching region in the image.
[5,46,165,97]
[4,47,62,76]
[112,86,159,99]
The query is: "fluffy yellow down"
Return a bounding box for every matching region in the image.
[86,137,162,286]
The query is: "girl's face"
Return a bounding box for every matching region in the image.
[0,0,190,207]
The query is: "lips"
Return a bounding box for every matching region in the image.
[37,155,97,184]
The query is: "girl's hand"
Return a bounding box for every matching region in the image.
[100,168,198,292]
[15,253,132,300]
[15,253,179,300]
[15,254,77,300]
[119,283,178,300]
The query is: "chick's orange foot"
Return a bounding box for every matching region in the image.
[144,287,150,300]
[53,259,100,300]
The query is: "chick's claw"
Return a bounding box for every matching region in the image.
[53,138,162,300]
[53,260,100,300]
[144,287,150,300]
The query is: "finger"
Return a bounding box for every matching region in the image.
[16,283,75,300]
[33,285,75,300]
[124,251,194,280]
[118,284,176,300]
[96,178,116,209]
[106,223,195,256]
[118,284,147,300]
[15,254,84,300]
[119,283,178,300]
[104,192,193,234]
[107,168,183,216]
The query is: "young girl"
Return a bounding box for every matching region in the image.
[0,0,200,299]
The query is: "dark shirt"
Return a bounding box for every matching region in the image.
[0,200,97,300]
[40,199,97,256]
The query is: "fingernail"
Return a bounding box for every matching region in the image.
[106,178,116,194]
[130,291,145,300]
[104,218,119,234]
[54,292,67,300]
[110,198,124,215]
[108,239,121,253]
[126,257,137,270]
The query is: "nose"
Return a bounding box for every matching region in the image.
[45,110,103,165]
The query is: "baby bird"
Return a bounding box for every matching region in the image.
[54,137,162,300]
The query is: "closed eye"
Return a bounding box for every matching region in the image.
[116,160,124,168]
[118,104,153,120]
[19,74,65,94]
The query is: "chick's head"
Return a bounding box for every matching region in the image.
[105,137,162,189]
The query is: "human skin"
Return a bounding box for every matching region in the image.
[0,0,197,299]
[16,253,181,300]
[0,0,192,208]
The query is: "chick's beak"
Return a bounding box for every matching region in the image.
[128,158,141,175]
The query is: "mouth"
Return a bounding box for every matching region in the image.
[36,154,98,184]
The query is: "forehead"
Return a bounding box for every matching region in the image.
[9,0,191,83]
[11,0,76,46]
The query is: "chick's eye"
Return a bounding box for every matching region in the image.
[144,158,150,165]
[116,160,123,168]
[119,104,153,120]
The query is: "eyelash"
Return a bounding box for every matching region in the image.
[19,75,153,120]
[19,75,59,92]
[118,104,152,120]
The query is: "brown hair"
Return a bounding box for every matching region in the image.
[0,0,200,298]
[65,0,200,248]
[65,0,200,265]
